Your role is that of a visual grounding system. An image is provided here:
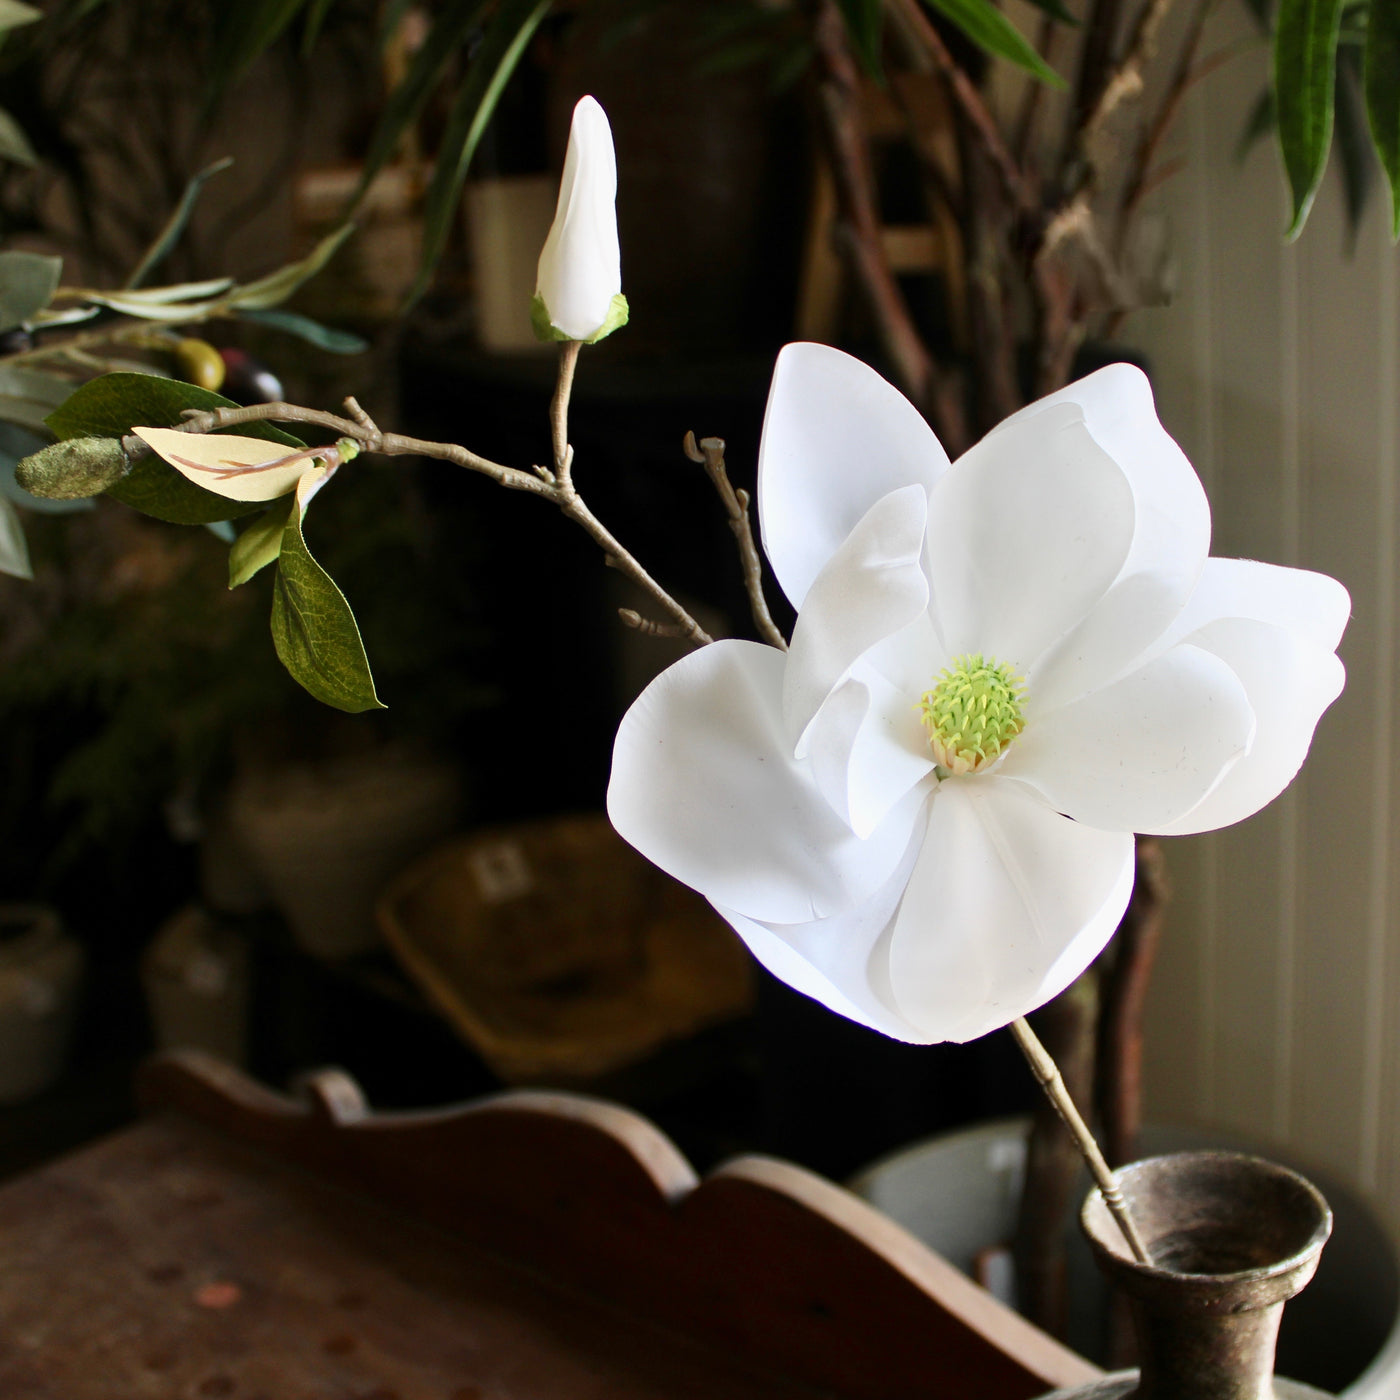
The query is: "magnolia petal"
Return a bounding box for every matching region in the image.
[806,670,936,838]
[785,484,930,749]
[1155,557,1352,654]
[927,404,1135,671]
[989,363,1210,601]
[713,814,930,1042]
[133,426,320,502]
[885,781,1135,1043]
[535,96,622,342]
[998,642,1255,833]
[1155,619,1345,835]
[608,639,923,925]
[757,343,949,610]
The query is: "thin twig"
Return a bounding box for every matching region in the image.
[158,396,715,647]
[1081,0,1179,149]
[618,609,686,638]
[1114,0,1220,249]
[551,338,581,487]
[1014,12,1059,171]
[685,431,787,651]
[1011,1016,1153,1265]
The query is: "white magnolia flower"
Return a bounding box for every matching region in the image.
[533,95,628,344]
[608,344,1349,1044]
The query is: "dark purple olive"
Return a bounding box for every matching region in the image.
[218,347,284,405]
[0,328,34,355]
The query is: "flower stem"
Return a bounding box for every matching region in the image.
[1010,1015,1153,1265]
[551,338,582,487]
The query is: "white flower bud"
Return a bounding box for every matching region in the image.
[533,96,628,344]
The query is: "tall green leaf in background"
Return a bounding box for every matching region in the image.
[837,0,884,75]
[1274,0,1346,237]
[348,0,487,212]
[411,0,552,304]
[921,0,1066,87]
[1365,0,1400,237]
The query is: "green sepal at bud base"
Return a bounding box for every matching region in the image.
[15,436,128,499]
[530,292,630,346]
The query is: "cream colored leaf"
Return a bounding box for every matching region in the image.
[132,426,323,502]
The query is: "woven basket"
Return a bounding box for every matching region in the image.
[377,813,753,1083]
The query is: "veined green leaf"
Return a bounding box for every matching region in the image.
[0,495,31,580]
[349,0,486,215]
[226,222,355,310]
[229,493,295,586]
[125,157,235,289]
[271,473,383,711]
[46,372,303,525]
[1365,0,1400,237]
[0,0,40,36]
[837,0,884,75]
[0,106,35,166]
[0,251,62,331]
[1274,0,1345,237]
[237,306,368,353]
[921,0,1065,88]
[411,0,552,304]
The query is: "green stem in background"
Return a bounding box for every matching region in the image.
[1011,1015,1153,1265]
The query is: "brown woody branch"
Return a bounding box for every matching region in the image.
[684,431,787,651]
[159,393,714,648]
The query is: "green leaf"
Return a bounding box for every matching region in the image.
[1024,0,1079,27]
[920,0,1066,88]
[229,493,295,587]
[0,106,35,166]
[272,490,384,711]
[15,436,127,499]
[46,372,303,525]
[1274,0,1345,237]
[1236,87,1276,161]
[837,0,884,75]
[236,306,368,353]
[300,0,337,53]
[1365,0,1400,237]
[1334,44,1375,241]
[226,221,356,310]
[411,0,552,305]
[125,157,235,289]
[0,251,62,332]
[0,365,70,432]
[0,0,39,35]
[210,0,312,99]
[0,495,30,580]
[348,0,487,215]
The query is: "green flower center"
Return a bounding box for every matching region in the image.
[918,654,1027,776]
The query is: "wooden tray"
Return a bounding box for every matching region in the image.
[376,813,753,1082]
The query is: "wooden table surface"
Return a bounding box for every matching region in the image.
[0,1114,824,1400]
[0,1052,1099,1399]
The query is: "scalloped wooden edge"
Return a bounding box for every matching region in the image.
[138,1049,1100,1400]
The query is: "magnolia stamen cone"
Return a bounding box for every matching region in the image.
[533,95,628,344]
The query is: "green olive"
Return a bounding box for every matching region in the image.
[175,337,226,392]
